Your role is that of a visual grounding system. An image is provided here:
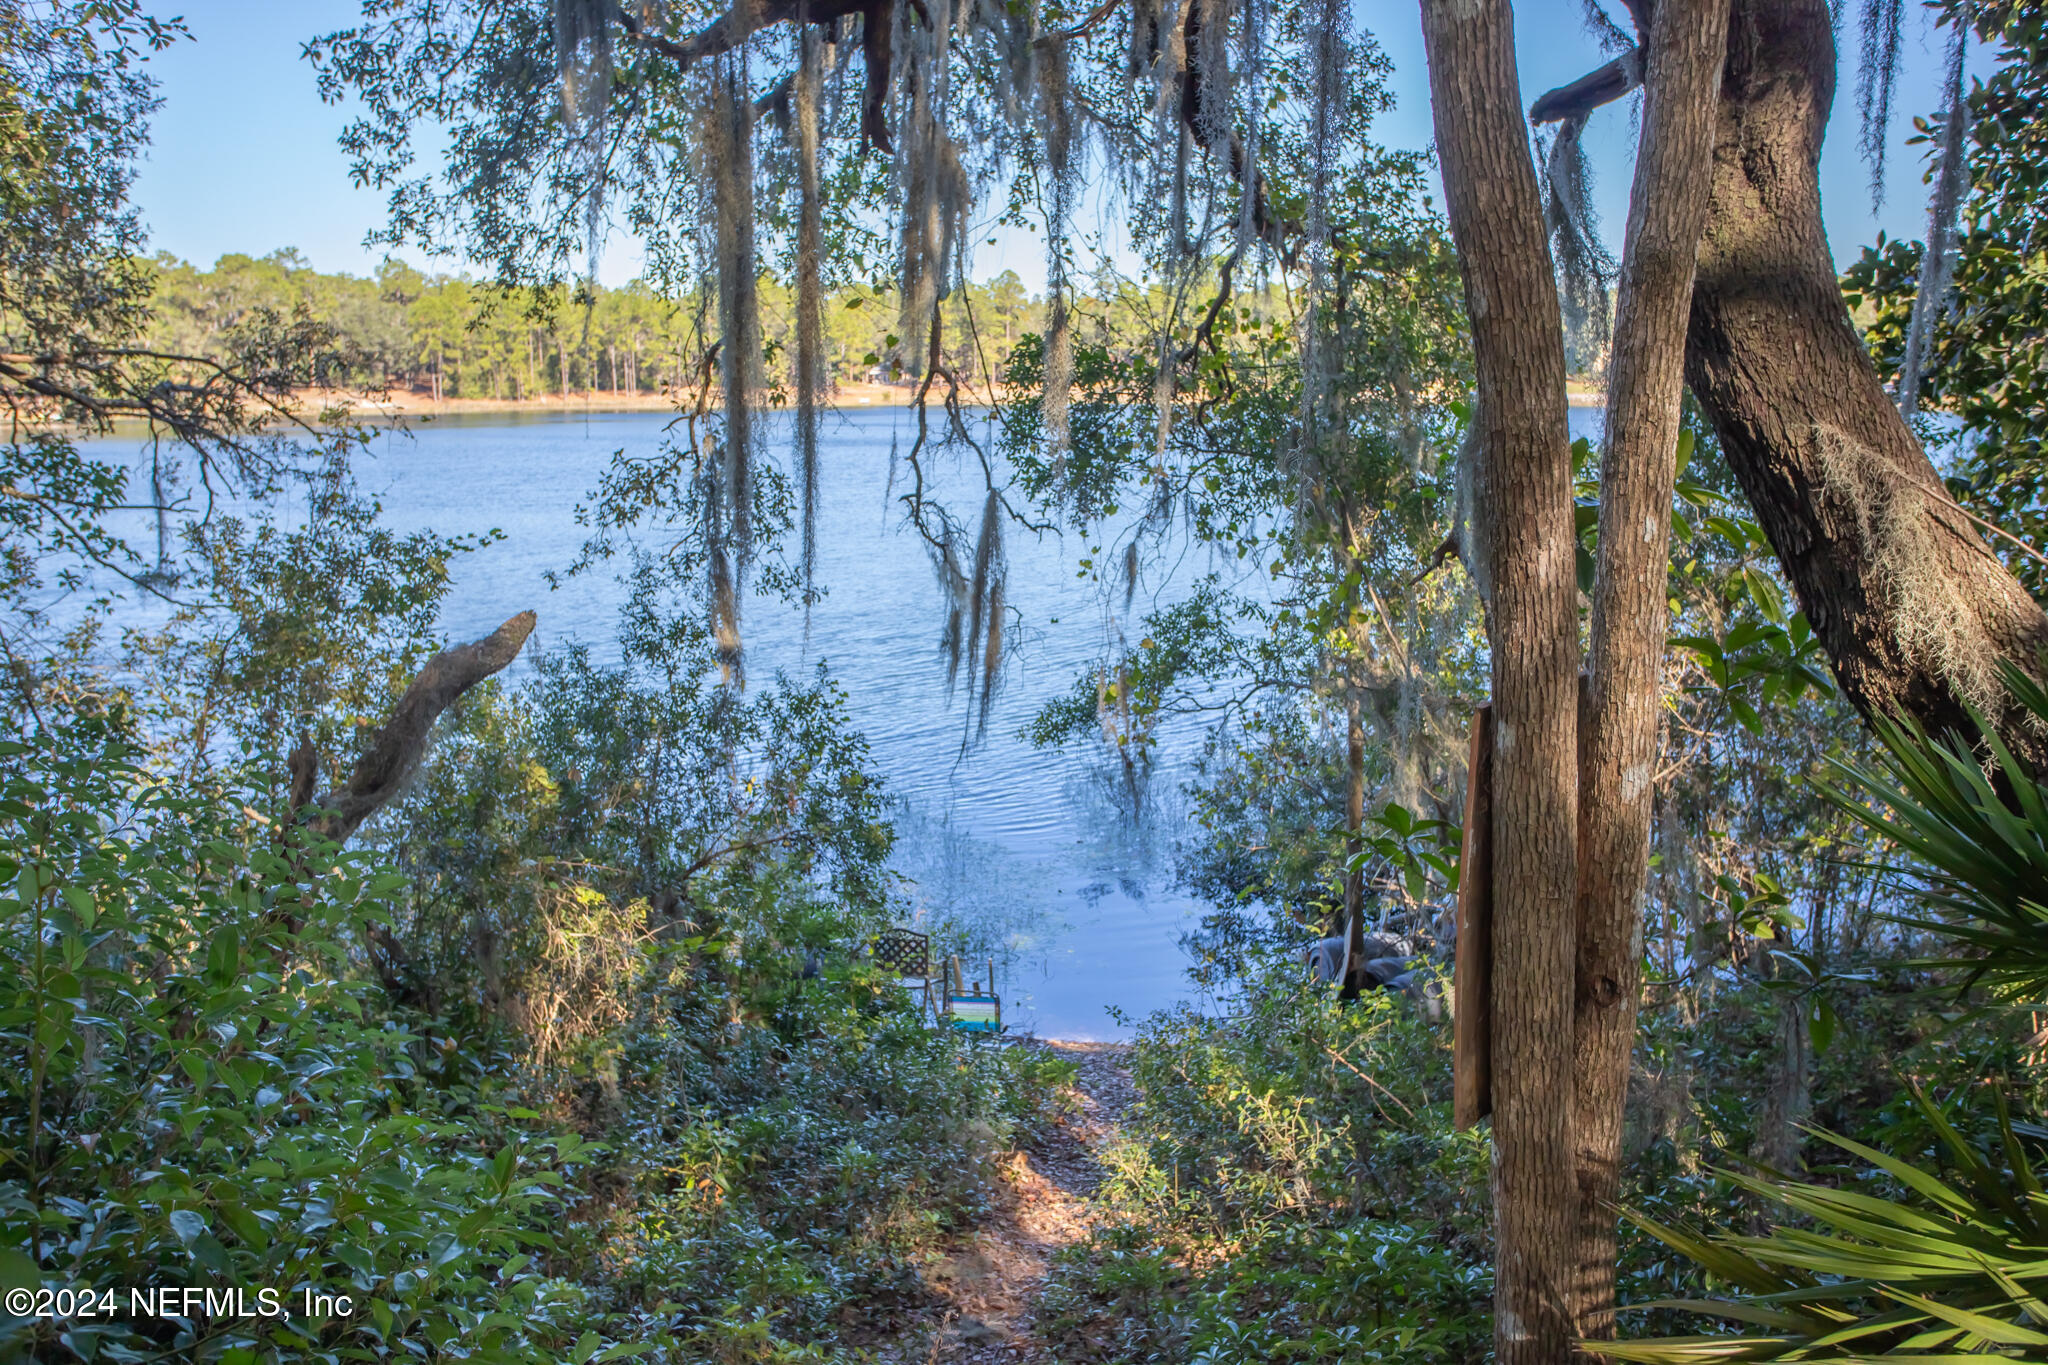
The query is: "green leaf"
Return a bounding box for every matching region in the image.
[207,926,241,984]
[0,1247,39,1294]
[1807,997,1835,1055]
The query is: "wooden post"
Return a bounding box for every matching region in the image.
[1455,704,1495,1129]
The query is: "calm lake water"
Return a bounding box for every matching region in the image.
[358,405,1229,1040]
[91,402,1601,1039]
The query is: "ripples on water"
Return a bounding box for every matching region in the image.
[360,405,1236,1039]
[87,402,1602,1038]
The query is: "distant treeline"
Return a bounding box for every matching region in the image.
[142,249,1047,401]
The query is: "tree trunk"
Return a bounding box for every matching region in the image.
[1571,0,1730,1346]
[1343,655,1367,995]
[1686,0,2048,765]
[1418,3,1581,1361]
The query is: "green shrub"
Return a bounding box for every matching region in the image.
[1609,669,2048,1359]
[0,718,608,1362]
[1039,955,1493,1364]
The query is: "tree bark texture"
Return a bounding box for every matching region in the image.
[1686,0,2048,765]
[300,610,538,845]
[1419,3,1581,1361]
[1571,0,1730,1345]
[1454,704,1495,1131]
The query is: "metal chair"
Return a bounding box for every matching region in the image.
[872,927,940,1021]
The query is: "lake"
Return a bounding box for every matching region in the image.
[95,402,1602,1039]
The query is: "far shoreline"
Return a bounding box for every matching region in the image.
[317,379,1610,421]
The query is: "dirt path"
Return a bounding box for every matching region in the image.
[877,1040,1133,1363]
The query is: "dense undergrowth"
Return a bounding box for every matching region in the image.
[0,714,1068,1363]
[1034,943,2043,1364]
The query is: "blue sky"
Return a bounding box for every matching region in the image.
[130,1,1970,291]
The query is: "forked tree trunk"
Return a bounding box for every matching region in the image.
[1418,3,1582,1361]
[1571,0,1730,1345]
[1686,0,2048,765]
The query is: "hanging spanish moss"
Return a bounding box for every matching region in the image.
[1127,0,1163,82]
[1858,0,1905,207]
[1579,0,1633,54]
[1541,111,1616,371]
[1897,6,1970,419]
[896,0,968,377]
[1148,0,1191,257]
[964,488,1007,737]
[968,0,1036,127]
[926,489,1009,732]
[934,526,969,693]
[978,576,1005,738]
[704,460,745,682]
[1151,326,1177,456]
[1193,0,1233,152]
[552,0,613,282]
[1299,0,1345,449]
[795,26,826,599]
[711,55,761,561]
[1233,0,1262,259]
[1038,37,1077,466]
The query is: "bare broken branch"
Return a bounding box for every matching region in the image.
[1529,48,1642,126]
[302,610,538,844]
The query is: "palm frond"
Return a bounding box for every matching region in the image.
[1817,661,2048,1008]
[1611,1095,2048,1360]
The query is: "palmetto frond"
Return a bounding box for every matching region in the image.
[1606,1094,2048,1361]
[1820,662,2048,1009]
[1610,665,2048,1359]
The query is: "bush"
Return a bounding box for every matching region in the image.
[1039,953,1493,1364]
[0,717,601,1363]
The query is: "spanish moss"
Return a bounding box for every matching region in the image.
[1038,37,1077,466]
[1898,6,1970,418]
[1579,0,1633,54]
[932,521,969,693]
[896,0,968,378]
[1542,110,1616,372]
[977,575,1005,738]
[967,487,1005,736]
[796,26,825,599]
[1153,0,1191,258]
[1300,0,1345,448]
[552,0,612,283]
[711,56,761,561]
[1858,0,1905,207]
[704,460,745,682]
[1234,0,1262,260]
[1193,0,1233,153]
[1152,326,1177,457]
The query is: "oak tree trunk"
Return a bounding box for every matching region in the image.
[1571,0,1730,1345]
[1418,2,1582,1360]
[1686,0,2048,765]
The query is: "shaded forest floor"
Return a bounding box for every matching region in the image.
[871,1041,1134,1364]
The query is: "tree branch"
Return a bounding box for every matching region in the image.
[302,610,538,843]
[1529,48,1643,126]
[617,0,901,152]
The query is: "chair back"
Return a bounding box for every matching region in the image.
[872,928,932,978]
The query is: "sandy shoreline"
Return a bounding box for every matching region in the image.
[323,380,995,418]
[306,378,1606,420]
